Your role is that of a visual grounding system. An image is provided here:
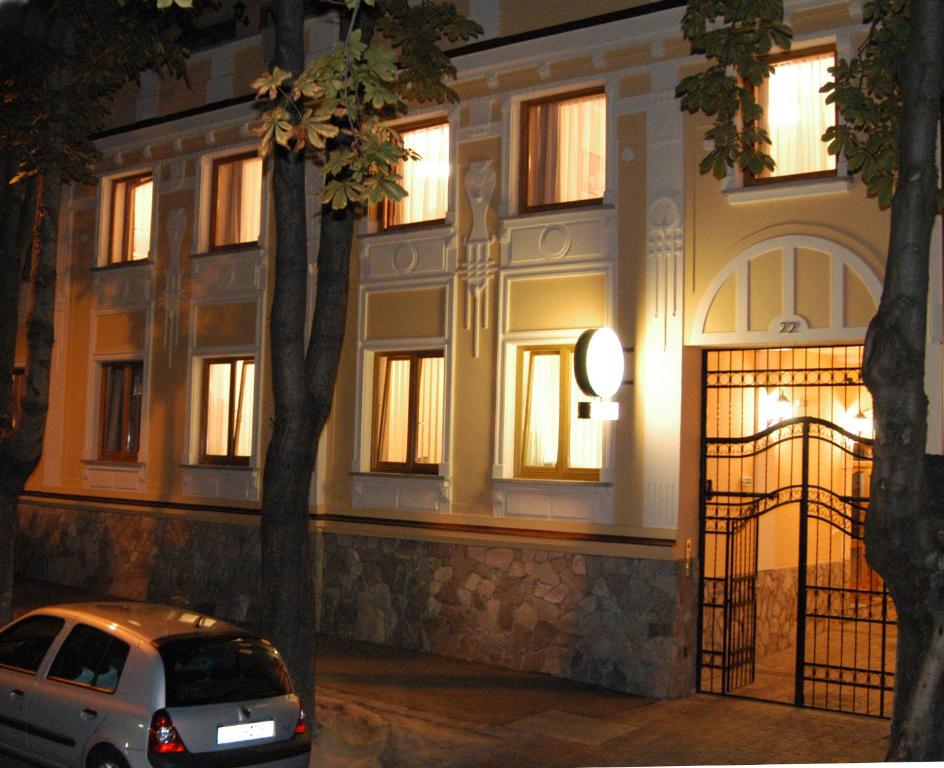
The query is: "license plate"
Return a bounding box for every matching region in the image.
[217,720,275,745]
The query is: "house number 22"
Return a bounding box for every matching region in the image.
[779,321,800,333]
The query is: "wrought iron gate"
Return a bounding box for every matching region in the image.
[698,348,896,717]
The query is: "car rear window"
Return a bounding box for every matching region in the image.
[159,635,292,706]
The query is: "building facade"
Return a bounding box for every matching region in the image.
[14,0,941,712]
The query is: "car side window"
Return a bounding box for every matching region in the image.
[47,624,130,693]
[0,615,65,674]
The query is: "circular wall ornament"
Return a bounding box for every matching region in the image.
[393,244,418,274]
[539,225,570,259]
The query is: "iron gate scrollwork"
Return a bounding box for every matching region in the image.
[698,348,896,718]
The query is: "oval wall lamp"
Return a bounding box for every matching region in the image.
[574,327,626,421]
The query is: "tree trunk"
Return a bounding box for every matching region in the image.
[0,157,36,434]
[260,0,317,723]
[260,0,373,728]
[0,165,61,626]
[861,0,944,759]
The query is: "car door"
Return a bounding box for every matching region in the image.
[0,615,65,759]
[22,623,130,768]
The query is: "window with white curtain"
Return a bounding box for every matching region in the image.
[201,356,255,465]
[517,345,601,480]
[383,122,450,228]
[211,154,263,248]
[373,350,444,473]
[755,48,836,181]
[99,361,143,462]
[109,174,153,263]
[522,89,606,210]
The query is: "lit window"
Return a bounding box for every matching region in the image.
[201,357,255,465]
[109,174,153,263]
[754,48,836,181]
[212,154,263,248]
[522,89,606,211]
[382,122,450,228]
[517,345,601,479]
[99,361,143,462]
[373,351,444,473]
[10,368,25,430]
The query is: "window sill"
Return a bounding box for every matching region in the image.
[92,259,153,272]
[725,175,853,205]
[492,477,613,523]
[181,464,259,502]
[360,220,454,242]
[82,460,147,493]
[191,242,262,259]
[351,471,451,513]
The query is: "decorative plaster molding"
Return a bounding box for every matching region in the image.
[492,479,613,523]
[164,208,186,366]
[460,161,497,358]
[352,473,452,513]
[647,196,682,352]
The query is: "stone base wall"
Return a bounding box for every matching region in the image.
[317,534,697,699]
[16,502,697,699]
[17,502,263,623]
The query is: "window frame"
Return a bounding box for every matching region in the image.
[518,86,607,215]
[744,45,838,187]
[375,118,450,232]
[514,343,600,482]
[371,349,444,475]
[209,151,263,251]
[98,360,143,463]
[11,367,25,431]
[199,355,255,466]
[108,172,154,265]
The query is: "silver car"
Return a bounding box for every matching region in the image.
[0,602,311,768]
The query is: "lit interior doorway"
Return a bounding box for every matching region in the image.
[698,346,896,717]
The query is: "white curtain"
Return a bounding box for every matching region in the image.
[205,362,231,456]
[378,358,410,463]
[523,352,560,468]
[391,124,449,226]
[569,367,602,469]
[528,93,606,206]
[557,93,606,202]
[130,180,153,261]
[415,356,444,464]
[205,359,254,458]
[763,53,835,177]
[233,360,255,458]
[214,156,262,246]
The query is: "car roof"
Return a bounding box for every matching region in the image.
[23,602,250,645]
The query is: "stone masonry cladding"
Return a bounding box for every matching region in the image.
[16,502,697,699]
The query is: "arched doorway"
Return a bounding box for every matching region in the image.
[697,346,896,717]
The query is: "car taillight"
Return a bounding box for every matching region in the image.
[295,706,308,736]
[148,709,187,754]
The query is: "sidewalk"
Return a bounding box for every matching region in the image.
[13,579,890,766]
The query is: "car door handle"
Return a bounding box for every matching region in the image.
[9,689,24,698]
[81,708,98,719]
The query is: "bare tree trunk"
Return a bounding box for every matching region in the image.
[260,0,374,728]
[862,0,944,759]
[0,158,36,434]
[260,0,317,723]
[0,166,61,625]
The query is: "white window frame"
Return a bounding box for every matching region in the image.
[96,168,155,267]
[363,110,455,236]
[502,80,613,218]
[195,146,268,254]
[350,278,455,514]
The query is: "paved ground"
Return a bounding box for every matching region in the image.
[11,579,891,767]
